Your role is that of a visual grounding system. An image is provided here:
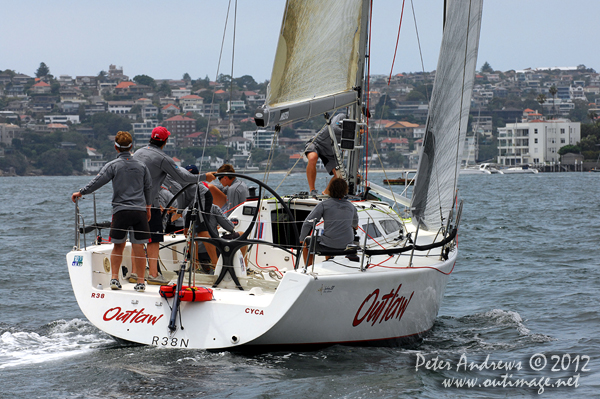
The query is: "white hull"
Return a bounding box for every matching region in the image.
[66,198,457,350]
[501,168,538,174]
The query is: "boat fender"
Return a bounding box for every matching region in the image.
[179,286,213,302]
[159,284,177,299]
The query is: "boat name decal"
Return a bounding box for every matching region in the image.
[245,308,264,316]
[71,255,84,267]
[103,307,164,325]
[352,284,414,327]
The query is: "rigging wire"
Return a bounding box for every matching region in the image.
[410,0,430,101]
[387,0,406,86]
[199,0,233,173]
[226,0,238,162]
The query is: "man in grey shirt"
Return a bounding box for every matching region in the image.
[304,113,346,196]
[71,131,151,292]
[215,164,249,213]
[133,126,215,284]
[300,178,358,266]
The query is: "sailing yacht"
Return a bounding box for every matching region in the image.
[66,0,483,349]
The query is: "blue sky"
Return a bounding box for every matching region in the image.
[1,0,597,82]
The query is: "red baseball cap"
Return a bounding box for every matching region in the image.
[151,126,170,141]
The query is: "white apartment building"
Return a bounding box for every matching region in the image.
[44,115,80,124]
[243,130,277,150]
[497,119,580,166]
[132,119,159,148]
[227,100,246,113]
[172,88,192,99]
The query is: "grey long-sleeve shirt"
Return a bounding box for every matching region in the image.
[133,144,206,207]
[299,197,358,249]
[223,178,249,213]
[79,151,152,214]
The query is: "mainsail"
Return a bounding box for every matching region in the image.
[254,0,368,127]
[411,0,483,231]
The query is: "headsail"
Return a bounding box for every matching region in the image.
[254,0,368,127]
[411,0,483,231]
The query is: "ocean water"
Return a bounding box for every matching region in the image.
[1,171,599,398]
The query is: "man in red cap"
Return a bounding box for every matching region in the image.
[133,126,215,284]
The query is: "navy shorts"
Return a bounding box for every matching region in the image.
[148,207,165,243]
[110,210,150,244]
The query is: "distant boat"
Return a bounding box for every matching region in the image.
[501,165,539,174]
[460,163,503,175]
[383,170,417,185]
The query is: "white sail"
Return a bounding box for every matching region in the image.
[254,0,367,127]
[411,0,483,231]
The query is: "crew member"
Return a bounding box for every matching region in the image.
[304,113,346,196]
[213,163,249,213]
[71,131,151,292]
[133,126,215,285]
[300,177,358,266]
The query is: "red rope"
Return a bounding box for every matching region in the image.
[387,0,407,85]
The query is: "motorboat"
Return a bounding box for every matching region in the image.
[501,165,539,174]
[460,163,503,174]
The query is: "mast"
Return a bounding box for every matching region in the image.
[346,0,371,195]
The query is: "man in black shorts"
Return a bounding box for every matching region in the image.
[71,131,152,292]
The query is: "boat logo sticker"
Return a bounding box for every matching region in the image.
[245,308,264,316]
[71,255,84,267]
[352,284,414,327]
[280,109,289,121]
[318,284,335,294]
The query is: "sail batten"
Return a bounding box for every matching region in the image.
[255,0,365,127]
[411,0,483,231]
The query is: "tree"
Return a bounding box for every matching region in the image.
[548,86,558,117]
[157,81,171,96]
[35,62,50,78]
[234,75,258,90]
[97,70,107,83]
[385,152,404,167]
[91,113,133,148]
[250,147,268,164]
[558,144,580,156]
[480,61,493,73]
[217,74,232,85]
[195,116,209,132]
[273,153,290,169]
[281,127,297,138]
[204,145,227,159]
[536,94,546,114]
[39,149,73,175]
[133,74,156,88]
[183,72,191,82]
[406,90,426,102]
[50,82,61,95]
